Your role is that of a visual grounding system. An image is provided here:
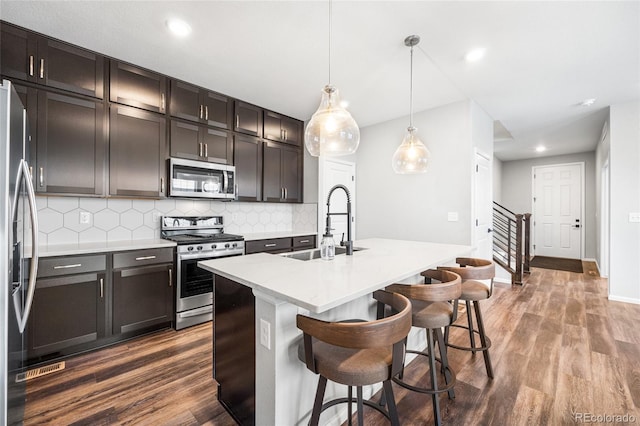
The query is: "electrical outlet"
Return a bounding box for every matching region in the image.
[260,319,271,350]
[630,212,640,223]
[153,212,161,224]
[79,211,91,224]
[447,212,459,222]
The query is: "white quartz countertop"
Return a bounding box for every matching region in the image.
[199,238,472,313]
[242,231,318,241]
[27,239,176,258]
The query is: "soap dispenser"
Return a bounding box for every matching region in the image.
[320,231,335,260]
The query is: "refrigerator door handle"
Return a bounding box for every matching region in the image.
[11,159,39,333]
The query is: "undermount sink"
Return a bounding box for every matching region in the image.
[280,246,366,261]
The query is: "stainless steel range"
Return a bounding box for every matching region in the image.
[161,216,244,330]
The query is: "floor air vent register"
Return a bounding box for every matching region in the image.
[16,361,65,383]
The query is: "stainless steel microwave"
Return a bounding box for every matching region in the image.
[168,158,236,199]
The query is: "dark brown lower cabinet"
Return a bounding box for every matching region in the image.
[112,263,173,335]
[28,254,107,361]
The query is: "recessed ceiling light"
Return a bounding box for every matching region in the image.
[579,98,597,107]
[166,18,192,38]
[536,146,546,153]
[465,48,486,63]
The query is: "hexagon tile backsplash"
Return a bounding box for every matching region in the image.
[36,196,318,246]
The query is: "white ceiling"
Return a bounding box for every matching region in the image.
[2,1,638,161]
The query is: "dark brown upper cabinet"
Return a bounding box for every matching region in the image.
[32,88,106,196]
[0,22,104,99]
[234,101,262,137]
[262,141,302,203]
[110,61,167,113]
[109,105,167,198]
[234,135,262,202]
[170,79,231,129]
[263,110,303,147]
[170,120,232,165]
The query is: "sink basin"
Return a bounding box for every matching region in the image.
[280,246,365,261]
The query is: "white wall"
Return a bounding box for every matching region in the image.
[595,117,610,273]
[500,152,597,259]
[493,157,503,204]
[608,101,640,303]
[355,100,492,246]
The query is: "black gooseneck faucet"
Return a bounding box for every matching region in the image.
[325,184,353,255]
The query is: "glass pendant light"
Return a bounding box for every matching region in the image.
[392,35,430,174]
[304,0,360,157]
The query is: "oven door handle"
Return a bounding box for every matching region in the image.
[179,253,227,261]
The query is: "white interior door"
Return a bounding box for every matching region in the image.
[474,151,493,259]
[318,159,356,244]
[533,163,583,258]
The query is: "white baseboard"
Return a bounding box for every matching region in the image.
[494,277,512,284]
[608,295,640,305]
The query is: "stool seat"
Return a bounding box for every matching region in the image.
[297,339,392,386]
[459,280,491,301]
[411,300,454,329]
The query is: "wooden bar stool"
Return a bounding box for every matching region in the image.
[385,269,462,426]
[436,257,495,378]
[296,290,412,426]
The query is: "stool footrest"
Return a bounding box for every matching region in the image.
[319,396,392,421]
[446,324,492,351]
[392,349,457,395]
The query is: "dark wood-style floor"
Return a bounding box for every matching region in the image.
[24,265,640,425]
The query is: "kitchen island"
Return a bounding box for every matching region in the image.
[199,238,472,426]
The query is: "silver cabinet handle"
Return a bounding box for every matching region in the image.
[284,129,287,141]
[168,268,172,287]
[284,188,288,199]
[236,115,240,128]
[39,59,44,79]
[199,142,203,157]
[161,177,165,194]
[205,106,209,121]
[39,167,44,187]
[29,55,34,76]
[280,129,284,140]
[135,255,156,261]
[204,143,208,158]
[264,243,277,248]
[199,105,204,119]
[29,166,33,179]
[53,263,82,269]
[299,240,309,243]
[161,93,165,111]
[100,278,104,298]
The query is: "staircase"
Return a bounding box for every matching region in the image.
[492,202,531,285]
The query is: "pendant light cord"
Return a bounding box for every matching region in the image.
[409,44,414,128]
[328,0,332,85]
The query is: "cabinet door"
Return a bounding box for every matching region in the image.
[170,79,201,122]
[263,111,284,143]
[40,38,104,99]
[29,272,106,357]
[112,263,173,334]
[234,135,262,202]
[110,61,166,113]
[36,90,106,195]
[234,101,262,137]
[262,141,283,202]
[202,127,233,164]
[282,117,303,147]
[0,23,37,82]
[110,105,166,198]
[202,91,231,129]
[282,145,302,203]
[170,120,201,161]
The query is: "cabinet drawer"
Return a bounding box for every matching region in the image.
[245,238,291,254]
[293,235,316,249]
[113,248,174,269]
[38,254,106,278]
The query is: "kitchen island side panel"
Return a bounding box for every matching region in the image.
[214,274,255,426]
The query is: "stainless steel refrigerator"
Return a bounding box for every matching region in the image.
[1,79,39,425]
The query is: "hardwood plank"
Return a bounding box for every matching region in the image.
[590,351,637,416]
[558,323,592,381]
[510,385,553,425]
[549,373,594,425]
[586,313,618,355]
